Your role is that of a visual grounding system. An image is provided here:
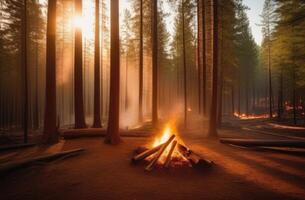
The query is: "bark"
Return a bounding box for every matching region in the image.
[74,0,87,129]
[197,0,202,114]
[277,68,283,120]
[43,0,59,144]
[202,0,207,116]
[208,0,218,137]
[21,0,28,143]
[138,0,144,123]
[152,0,158,128]
[105,0,121,144]
[182,0,187,129]
[93,0,102,128]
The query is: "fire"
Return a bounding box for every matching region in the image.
[149,123,188,165]
[234,112,276,120]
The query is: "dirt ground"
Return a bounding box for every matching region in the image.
[1,128,305,200]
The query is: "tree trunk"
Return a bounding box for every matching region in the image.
[43,0,58,144]
[208,0,218,137]
[231,84,235,115]
[74,0,86,129]
[202,0,207,116]
[105,0,121,144]
[138,0,144,123]
[21,0,28,143]
[182,0,187,129]
[152,0,158,128]
[92,0,102,128]
[277,68,283,120]
[197,0,202,114]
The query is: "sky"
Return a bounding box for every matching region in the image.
[243,0,265,45]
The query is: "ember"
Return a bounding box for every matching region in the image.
[132,124,213,171]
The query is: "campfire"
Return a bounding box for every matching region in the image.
[132,124,213,171]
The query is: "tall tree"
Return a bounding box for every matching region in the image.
[208,0,218,137]
[261,0,276,118]
[105,0,121,144]
[138,0,144,123]
[181,0,188,128]
[43,0,58,144]
[21,0,28,143]
[152,0,158,127]
[92,0,102,128]
[74,0,86,128]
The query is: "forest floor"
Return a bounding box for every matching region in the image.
[0,124,305,200]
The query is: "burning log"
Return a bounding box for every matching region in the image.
[132,143,163,163]
[164,140,177,168]
[145,135,176,171]
[177,143,213,168]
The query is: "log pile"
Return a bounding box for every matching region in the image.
[132,135,213,171]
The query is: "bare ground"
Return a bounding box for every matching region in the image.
[0,129,305,200]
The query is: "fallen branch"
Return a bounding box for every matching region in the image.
[0,148,85,175]
[164,140,177,168]
[220,138,305,148]
[145,135,176,171]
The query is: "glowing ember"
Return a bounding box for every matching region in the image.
[234,112,276,120]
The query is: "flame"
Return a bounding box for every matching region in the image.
[234,112,276,120]
[149,123,188,165]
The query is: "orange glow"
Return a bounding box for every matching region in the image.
[149,122,188,164]
[234,112,276,120]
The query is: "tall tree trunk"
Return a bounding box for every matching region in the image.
[197,0,202,114]
[74,0,86,128]
[202,0,207,116]
[43,0,58,144]
[152,0,158,128]
[268,29,272,119]
[105,0,121,144]
[208,0,218,137]
[182,0,187,129]
[21,0,28,143]
[93,0,102,128]
[217,4,223,126]
[138,0,144,123]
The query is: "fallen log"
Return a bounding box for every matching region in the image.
[145,135,176,171]
[0,143,36,152]
[220,138,305,148]
[132,143,163,163]
[0,148,85,175]
[164,140,177,168]
[177,144,213,168]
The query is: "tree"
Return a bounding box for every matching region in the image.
[138,0,144,123]
[74,0,86,128]
[21,0,28,143]
[152,0,158,128]
[208,0,218,137]
[261,0,276,118]
[43,0,58,144]
[105,0,121,144]
[92,0,102,128]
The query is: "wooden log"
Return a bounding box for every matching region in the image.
[0,148,85,175]
[145,135,176,171]
[164,140,177,168]
[220,138,305,148]
[0,143,36,152]
[132,143,163,163]
[177,143,213,168]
